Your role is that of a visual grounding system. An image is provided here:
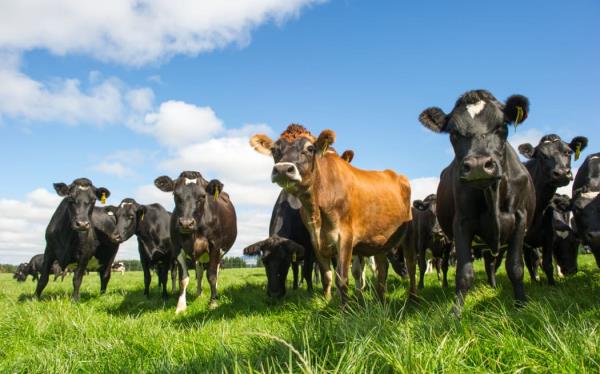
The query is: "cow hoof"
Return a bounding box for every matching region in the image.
[514,299,527,308]
[534,276,540,282]
[175,302,187,314]
[208,300,218,310]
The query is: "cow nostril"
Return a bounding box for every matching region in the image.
[484,160,494,171]
[461,163,471,174]
[287,166,294,173]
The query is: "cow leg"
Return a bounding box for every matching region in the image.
[483,251,497,288]
[99,264,112,294]
[142,259,152,298]
[541,239,556,286]
[335,246,352,307]
[175,251,190,314]
[373,253,389,302]
[417,249,427,289]
[592,247,600,268]
[404,243,418,299]
[523,247,540,282]
[292,261,299,290]
[34,250,55,299]
[73,258,90,301]
[454,220,474,312]
[434,258,442,281]
[159,264,169,300]
[351,256,366,292]
[207,250,220,309]
[195,261,205,297]
[441,245,450,288]
[506,211,527,307]
[314,252,332,300]
[313,262,320,284]
[304,259,313,292]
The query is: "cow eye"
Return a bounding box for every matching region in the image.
[305,145,315,153]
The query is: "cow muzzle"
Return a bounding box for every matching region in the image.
[551,168,572,186]
[271,162,302,187]
[111,233,123,243]
[178,218,196,233]
[73,220,91,231]
[459,156,498,183]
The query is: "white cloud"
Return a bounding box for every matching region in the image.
[94,161,133,178]
[93,149,150,178]
[0,0,324,66]
[140,101,224,147]
[0,59,152,126]
[410,177,439,201]
[508,128,543,158]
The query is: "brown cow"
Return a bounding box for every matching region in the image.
[250,124,413,305]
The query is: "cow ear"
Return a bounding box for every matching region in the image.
[243,242,262,256]
[418,107,448,133]
[206,179,224,201]
[518,143,535,159]
[53,183,70,197]
[341,150,354,163]
[315,129,336,155]
[504,95,530,124]
[95,187,110,203]
[413,200,426,211]
[136,205,147,221]
[569,136,588,161]
[154,176,174,192]
[250,134,274,156]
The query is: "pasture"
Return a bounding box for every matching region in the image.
[1,256,599,373]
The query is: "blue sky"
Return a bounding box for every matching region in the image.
[1,1,599,263]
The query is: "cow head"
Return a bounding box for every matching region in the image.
[106,199,146,244]
[243,236,305,298]
[13,263,28,282]
[53,178,110,232]
[414,194,445,241]
[249,124,336,192]
[419,90,529,188]
[518,135,587,187]
[550,194,578,275]
[154,171,223,235]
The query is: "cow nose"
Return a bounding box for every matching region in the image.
[74,220,90,230]
[271,162,302,183]
[112,233,122,243]
[178,218,196,230]
[461,156,496,180]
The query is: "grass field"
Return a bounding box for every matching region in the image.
[1,255,599,373]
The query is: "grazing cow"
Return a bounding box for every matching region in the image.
[13,254,47,282]
[111,261,126,275]
[517,134,587,284]
[243,236,305,298]
[571,153,600,267]
[250,124,413,305]
[418,90,536,309]
[411,194,453,289]
[35,179,118,301]
[154,172,237,313]
[549,194,579,276]
[107,199,176,299]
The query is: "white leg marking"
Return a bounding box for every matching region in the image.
[176,276,190,314]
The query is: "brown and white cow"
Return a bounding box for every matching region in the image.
[250,124,413,305]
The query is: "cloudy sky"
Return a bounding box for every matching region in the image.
[1,1,599,263]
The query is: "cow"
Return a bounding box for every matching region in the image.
[418,90,536,310]
[571,153,600,268]
[549,194,579,276]
[243,236,305,298]
[250,124,413,306]
[106,199,176,299]
[111,261,126,275]
[35,178,118,301]
[13,254,45,282]
[154,172,237,313]
[516,134,587,284]
[410,194,453,289]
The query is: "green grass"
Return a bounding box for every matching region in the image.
[1,255,599,373]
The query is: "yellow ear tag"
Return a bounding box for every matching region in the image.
[100,192,106,205]
[214,190,219,201]
[514,106,524,132]
[140,212,145,221]
[292,252,297,262]
[575,144,582,161]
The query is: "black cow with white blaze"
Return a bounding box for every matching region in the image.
[107,198,176,299]
[35,179,119,300]
[419,90,536,310]
[571,153,600,268]
[517,134,587,284]
[154,171,237,313]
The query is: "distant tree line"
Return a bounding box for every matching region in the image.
[0,264,17,273]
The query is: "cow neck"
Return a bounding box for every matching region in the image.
[528,160,559,216]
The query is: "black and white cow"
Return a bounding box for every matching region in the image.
[517,134,587,284]
[154,172,237,313]
[419,90,536,310]
[549,194,580,276]
[35,178,119,300]
[571,153,600,268]
[107,199,176,299]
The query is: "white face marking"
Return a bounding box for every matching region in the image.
[77,185,90,191]
[120,202,132,207]
[184,178,197,185]
[107,211,114,216]
[555,230,569,239]
[272,162,302,182]
[581,191,600,200]
[466,100,486,118]
[590,155,600,160]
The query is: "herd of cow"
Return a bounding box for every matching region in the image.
[13,89,600,315]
